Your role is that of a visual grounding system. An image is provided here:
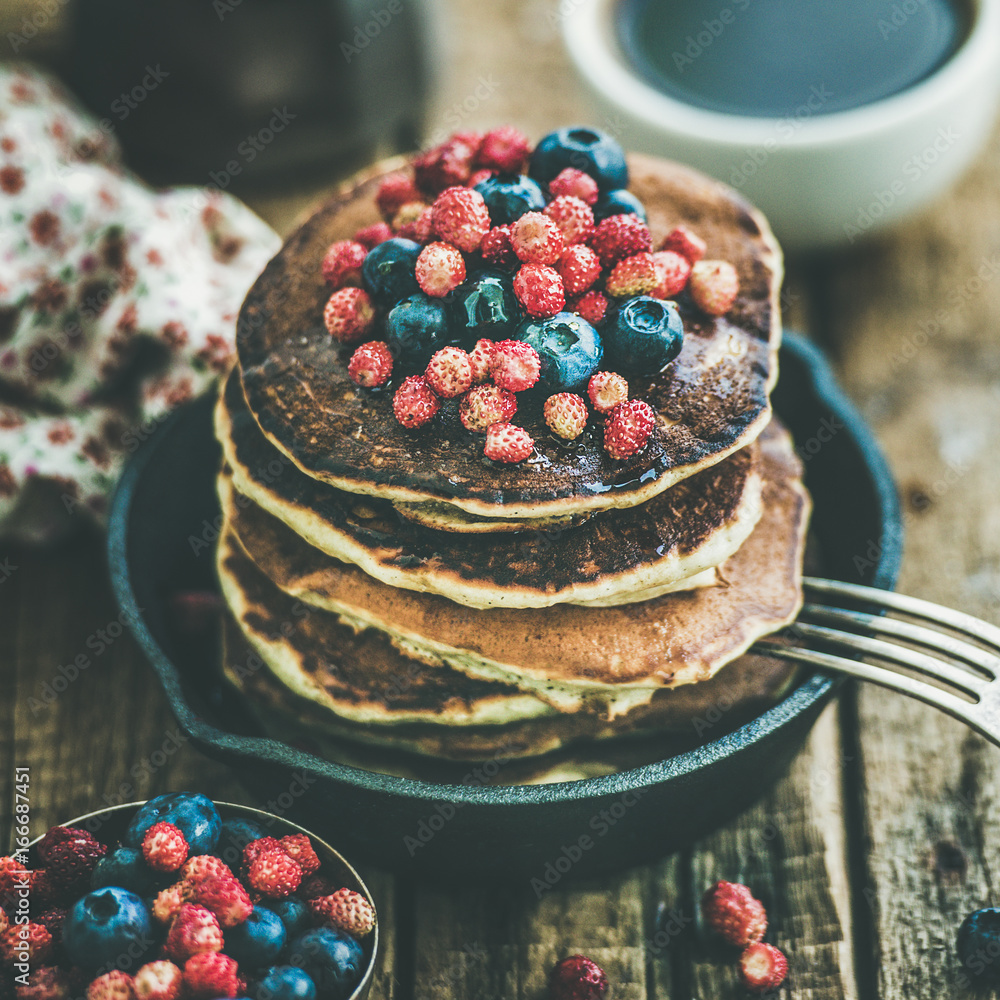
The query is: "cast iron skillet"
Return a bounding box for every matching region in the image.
[107,333,902,882]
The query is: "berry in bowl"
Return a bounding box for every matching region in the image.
[4,794,377,1000]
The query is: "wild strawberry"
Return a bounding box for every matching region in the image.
[589,214,652,265]
[467,338,497,384]
[184,874,253,928]
[414,132,481,194]
[35,827,97,864]
[555,245,601,296]
[513,263,565,318]
[604,399,655,460]
[415,241,466,297]
[353,221,393,248]
[35,909,66,947]
[397,204,435,244]
[689,259,739,316]
[348,341,394,388]
[323,287,376,344]
[242,837,284,869]
[606,251,657,298]
[459,384,517,432]
[588,371,629,414]
[475,125,530,173]
[182,856,232,882]
[152,884,186,923]
[651,250,691,298]
[739,943,788,993]
[164,904,223,962]
[480,225,517,268]
[701,881,767,946]
[376,172,421,220]
[391,200,430,233]
[431,186,490,252]
[0,856,29,896]
[425,346,474,398]
[484,422,534,463]
[142,823,189,872]
[247,850,302,898]
[548,167,599,206]
[320,240,366,287]
[14,966,69,1000]
[298,875,336,901]
[393,375,440,428]
[182,953,238,1000]
[0,923,52,964]
[43,838,107,893]
[0,909,8,935]
[491,339,541,392]
[548,954,608,1000]
[544,196,595,246]
[86,972,133,1000]
[543,393,588,440]
[510,212,565,265]
[308,889,376,938]
[659,224,706,263]
[569,290,609,326]
[278,835,321,877]
[133,962,183,1000]
[467,168,494,188]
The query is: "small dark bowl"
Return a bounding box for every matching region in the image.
[27,800,378,1000]
[108,333,902,882]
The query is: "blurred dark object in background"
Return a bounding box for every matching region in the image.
[65,0,432,190]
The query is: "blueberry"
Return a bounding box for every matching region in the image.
[361,237,421,307]
[529,126,628,193]
[90,848,156,895]
[270,898,312,940]
[474,173,546,225]
[605,296,684,376]
[63,887,153,972]
[515,312,603,393]
[957,908,1000,984]
[288,928,365,1000]
[594,188,647,223]
[254,966,317,1000]
[215,816,268,870]
[123,793,222,855]
[225,905,287,969]
[446,268,523,346]
[385,293,451,368]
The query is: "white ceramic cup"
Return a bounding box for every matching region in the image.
[563,0,1000,250]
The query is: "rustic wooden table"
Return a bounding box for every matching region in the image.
[4,2,1000,997]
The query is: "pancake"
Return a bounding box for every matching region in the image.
[216,527,555,730]
[220,600,800,766]
[235,152,783,521]
[216,367,764,610]
[220,417,807,714]
[390,500,591,535]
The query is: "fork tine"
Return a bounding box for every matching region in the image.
[799,603,1000,680]
[805,577,1000,654]
[754,640,987,730]
[786,621,989,699]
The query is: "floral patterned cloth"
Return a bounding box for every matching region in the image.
[0,63,281,541]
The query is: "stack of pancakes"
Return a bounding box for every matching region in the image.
[213,152,810,783]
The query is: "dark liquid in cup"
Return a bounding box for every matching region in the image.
[617,0,971,117]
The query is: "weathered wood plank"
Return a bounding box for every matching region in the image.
[823,115,1000,998]
[412,866,650,1000]
[683,702,856,1000]
[5,534,239,837]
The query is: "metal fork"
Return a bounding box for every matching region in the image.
[753,577,1000,746]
